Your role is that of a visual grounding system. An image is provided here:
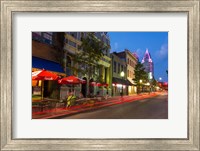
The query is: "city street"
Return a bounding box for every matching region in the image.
[59,93,168,119]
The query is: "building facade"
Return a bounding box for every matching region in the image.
[110,52,129,96]
[115,49,138,95]
[32,32,66,99]
[141,49,154,81]
[62,32,111,98]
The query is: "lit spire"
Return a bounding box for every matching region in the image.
[141,48,152,63]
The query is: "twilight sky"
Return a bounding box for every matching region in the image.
[108,32,168,82]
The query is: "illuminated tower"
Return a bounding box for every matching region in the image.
[141,49,154,80]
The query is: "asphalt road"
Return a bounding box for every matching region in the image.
[60,94,168,119]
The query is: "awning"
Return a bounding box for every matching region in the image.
[112,77,134,86]
[127,80,136,86]
[90,82,108,87]
[32,56,65,75]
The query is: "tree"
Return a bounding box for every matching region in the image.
[71,32,110,96]
[151,77,159,91]
[133,61,148,94]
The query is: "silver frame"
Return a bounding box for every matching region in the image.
[1,0,199,150]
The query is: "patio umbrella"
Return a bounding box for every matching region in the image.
[32,69,59,80]
[58,75,85,84]
[58,76,86,95]
[89,82,108,87]
[96,83,108,87]
[32,69,59,100]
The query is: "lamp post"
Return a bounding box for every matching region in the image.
[158,77,162,91]
[147,82,150,94]
[139,79,142,93]
[120,71,125,97]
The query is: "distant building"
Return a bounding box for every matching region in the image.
[110,52,130,96]
[63,32,111,97]
[141,49,154,80]
[32,32,66,99]
[113,49,138,95]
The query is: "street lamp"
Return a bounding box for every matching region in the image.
[139,79,142,93]
[120,71,125,97]
[147,82,150,94]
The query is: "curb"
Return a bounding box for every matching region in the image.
[35,93,160,119]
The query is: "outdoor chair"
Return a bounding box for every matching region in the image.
[32,102,42,113]
[37,101,50,112]
[49,101,57,111]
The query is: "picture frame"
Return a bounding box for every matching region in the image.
[0,0,199,150]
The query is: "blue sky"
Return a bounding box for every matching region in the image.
[108,32,168,82]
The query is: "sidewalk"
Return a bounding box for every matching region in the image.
[32,92,162,119]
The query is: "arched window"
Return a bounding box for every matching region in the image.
[66,56,72,75]
[66,56,71,67]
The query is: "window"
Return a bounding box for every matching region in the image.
[104,68,107,83]
[114,61,116,73]
[121,65,124,72]
[32,32,42,41]
[95,32,102,40]
[46,32,53,35]
[42,32,53,45]
[77,32,81,40]
[43,33,52,41]
[70,32,77,38]
[127,70,129,77]
[66,56,72,75]
[66,56,71,67]
[80,32,87,40]
[118,63,120,74]
[34,32,41,36]
[68,40,76,48]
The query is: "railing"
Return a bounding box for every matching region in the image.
[32,96,107,113]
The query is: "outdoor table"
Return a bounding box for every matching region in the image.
[39,101,50,112]
[32,104,42,113]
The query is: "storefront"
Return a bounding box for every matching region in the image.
[32,56,66,101]
[112,77,133,96]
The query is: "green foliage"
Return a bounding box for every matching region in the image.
[132,61,148,93]
[72,32,110,80]
[151,77,158,87]
[133,61,148,85]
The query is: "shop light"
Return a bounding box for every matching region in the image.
[116,84,122,87]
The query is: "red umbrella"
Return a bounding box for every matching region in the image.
[58,76,86,95]
[32,69,59,80]
[32,69,59,100]
[89,82,96,86]
[97,83,108,87]
[89,82,108,87]
[58,75,85,84]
